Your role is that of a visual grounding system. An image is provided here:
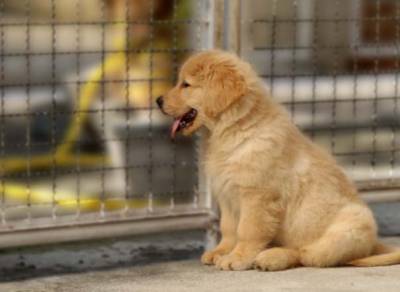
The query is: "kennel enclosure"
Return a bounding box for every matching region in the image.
[0,0,399,248]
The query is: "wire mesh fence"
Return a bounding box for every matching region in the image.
[0,0,214,238]
[0,0,399,246]
[240,0,400,191]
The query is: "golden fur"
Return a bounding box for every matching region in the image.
[159,50,400,271]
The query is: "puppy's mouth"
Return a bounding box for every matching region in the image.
[170,108,197,139]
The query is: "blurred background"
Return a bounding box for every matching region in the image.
[0,0,399,248]
[241,0,400,188]
[0,0,202,226]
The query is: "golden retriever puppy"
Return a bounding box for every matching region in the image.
[156,50,400,271]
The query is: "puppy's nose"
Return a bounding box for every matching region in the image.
[156,96,164,109]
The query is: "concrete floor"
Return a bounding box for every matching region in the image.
[1,237,400,292]
[1,259,400,292]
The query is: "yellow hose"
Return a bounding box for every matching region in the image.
[0,38,127,208]
[0,182,160,212]
[56,50,126,156]
[0,154,108,173]
[0,34,171,211]
[0,51,125,173]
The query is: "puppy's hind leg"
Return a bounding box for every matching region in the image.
[254,248,300,271]
[300,204,377,267]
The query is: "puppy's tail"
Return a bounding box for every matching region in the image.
[348,242,400,267]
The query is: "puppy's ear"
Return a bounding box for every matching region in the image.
[204,64,246,118]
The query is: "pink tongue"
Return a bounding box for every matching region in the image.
[170,117,182,139]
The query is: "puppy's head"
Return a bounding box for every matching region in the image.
[156,50,248,139]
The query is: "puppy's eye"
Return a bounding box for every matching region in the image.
[182,81,191,88]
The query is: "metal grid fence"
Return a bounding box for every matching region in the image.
[0,0,215,247]
[239,0,400,198]
[0,0,399,248]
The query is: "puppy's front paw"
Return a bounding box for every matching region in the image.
[201,249,226,265]
[215,253,254,271]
